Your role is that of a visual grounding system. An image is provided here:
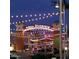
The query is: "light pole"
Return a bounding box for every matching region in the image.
[59,0,63,59]
[51,0,63,59]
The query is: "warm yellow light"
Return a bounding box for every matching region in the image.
[31,39,39,42]
[25,48,29,51]
[64,47,68,51]
[10,46,14,51]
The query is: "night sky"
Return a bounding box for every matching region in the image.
[10,0,69,32]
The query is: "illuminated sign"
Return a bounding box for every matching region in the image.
[24,25,53,31]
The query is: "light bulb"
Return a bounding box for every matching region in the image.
[10,46,14,51]
[22,21,24,23]
[35,14,37,17]
[13,29,15,30]
[55,4,59,8]
[48,13,51,15]
[52,13,55,15]
[16,15,18,18]
[46,16,49,18]
[43,17,45,19]
[64,47,68,51]
[39,14,41,16]
[43,13,46,16]
[35,18,38,20]
[20,15,23,17]
[25,15,28,17]
[13,22,14,24]
[16,22,17,24]
[30,14,32,17]
[10,32,13,34]
[50,15,53,17]
[32,19,34,21]
[39,17,41,20]
[19,21,21,23]
[11,16,13,18]
[25,20,27,22]
[29,19,31,22]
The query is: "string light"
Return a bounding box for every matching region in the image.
[10,32,13,34]
[39,14,41,16]
[34,14,37,17]
[12,22,15,24]
[22,21,24,23]
[39,17,41,20]
[32,19,34,21]
[25,15,28,17]
[50,15,53,17]
[56,12,59,15]
[19,21,21,23]
[35,18,38,21]
[16,22,17,24]
[43,17,45,19]
[13,29,15,30]
[48,13,51,15]
[28,19,31,22]
[20,15,23,18]
[25,20,27,22]
[10,12,60,25]
[16,15,18,18]
[43,13,46,16]
[46,16,49,18]
[11,16,14,18]
[52,13,55,15]
[30,14,32,17]
[62,23,64,25]
[10,12,61,33]
[10,12,58,18]
[62,29,65,32]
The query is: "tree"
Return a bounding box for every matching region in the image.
[53,37,60,48]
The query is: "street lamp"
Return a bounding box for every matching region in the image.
[51,0,63,58]
[55,0,60,9]
[55,3,59,8]
[59,0,63,59]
